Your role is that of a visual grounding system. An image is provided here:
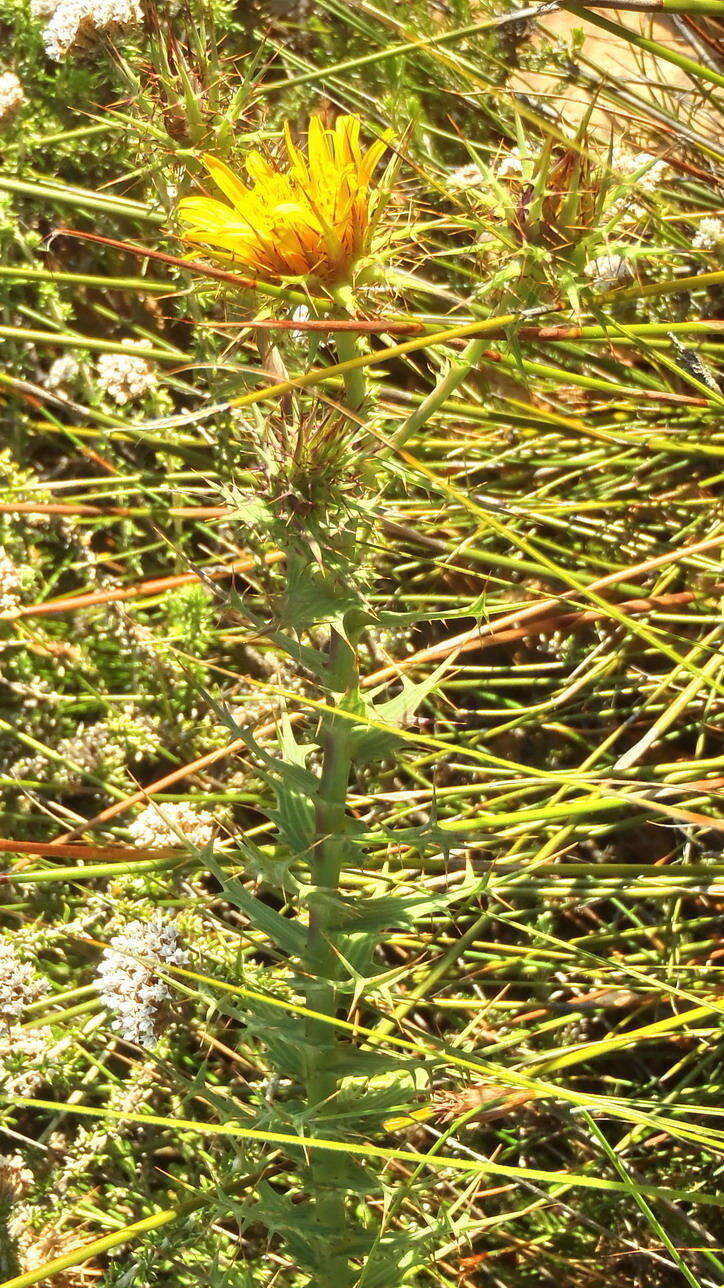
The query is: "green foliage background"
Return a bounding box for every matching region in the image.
[1,0,724,1284]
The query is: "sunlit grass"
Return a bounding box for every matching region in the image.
[0,0,723,1283]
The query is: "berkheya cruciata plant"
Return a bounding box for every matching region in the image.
[177,115,477,1287]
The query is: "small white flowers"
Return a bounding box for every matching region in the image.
[497,147,527,179]
[0,1154,33,1200]
[0,548,23,615]
[0,941,46,1022]
[584,253,633,288]
[0,942,51,1093]
[447,163,485,193]
[0,1025,53,1095]
[33,0,142,61]
[129,801,216,849]
[43,353,81,393]
[0,72,24,125]
[603,148,671,227]
[96,341,156,406]
[58,722,125,777]
[609,146,669,191]
[96,916,187,1047]
[29,0,57,19]
[692,216,724,251]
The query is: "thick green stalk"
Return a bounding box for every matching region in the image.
[233,529,364,1284]
[390,334,490,448]
[332,295,367,413]
[295,313,368,1284]
[305,629,357,1073]
[302,627,359,1285]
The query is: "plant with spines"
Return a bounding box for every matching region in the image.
[174,113,474,1286]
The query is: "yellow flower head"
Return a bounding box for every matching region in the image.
[177,115,391,286]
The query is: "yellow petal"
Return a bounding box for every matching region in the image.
[245,150,277,186]
[177,196,238,229]
[308,115,333,175]
[273,200,323,233]
[178,112,386,284]
[358,137,390,186]
[334,115,361,168]
[284,122,309,187]
[200,154,250,210]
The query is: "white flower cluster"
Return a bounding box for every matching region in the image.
[360,623,418,667]
[604,147,671,227]
[58,722,125,776]
[447,162,485,193]
[584,253,633,288]
[447,148,531,194]
[43,353,81,393]
[0,72,24,124]
[497,146,527,179]
[128,800,216,849]
[13,715,159,783]
[32,0,142,61]
[0,1154,33,1200]
[96,341,156,405]
[0,548,23,614]
[0,1025,53,1095]
[96,916,187,1047]
[692,216,724,251]
[61,713,159,776]
[609,146,669,191]
[0,941,46,1022]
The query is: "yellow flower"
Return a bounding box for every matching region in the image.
[177,115,391,286]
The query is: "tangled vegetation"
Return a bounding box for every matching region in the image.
[1,0,724,1284]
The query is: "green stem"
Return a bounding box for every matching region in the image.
[303,627,359,1286]
[0,265,172,293]
[0,175,163,223]
[285,289,369,1286]
[390,335,490,449]
[332,292,367,414]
